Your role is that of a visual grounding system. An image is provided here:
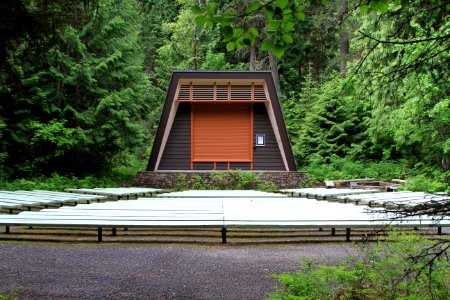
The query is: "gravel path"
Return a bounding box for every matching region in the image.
[0,242,360,300]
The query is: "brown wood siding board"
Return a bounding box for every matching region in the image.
[253,103,285,170]
[147,71,296,171]
[263,79,296,171]
[158,103,191,170]
[216,162,228,170]
[147,75,180,171]
[230,163,251,170]
[194,162,214,170]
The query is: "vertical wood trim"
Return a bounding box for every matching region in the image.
[154,102,180,170]
[263,81,270,101]
[251,82,254,102]
[214,162,216,170]
[191,103,194,170]
[189,82,193,101]
[250,103,254,170]
[265,102,289,171]
[227,82,231,102]
[213,81,216,101]
[227,162,230,170]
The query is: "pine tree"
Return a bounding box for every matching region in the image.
[292,74,362,165]
[3,0,150,176]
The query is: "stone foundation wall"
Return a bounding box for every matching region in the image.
[133,171,308,189]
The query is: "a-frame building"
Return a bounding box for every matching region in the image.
[146,70,296,172]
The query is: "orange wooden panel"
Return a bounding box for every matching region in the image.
[192,103,252,162]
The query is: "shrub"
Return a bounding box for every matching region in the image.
[399,174,449,193]
[0,173,117,191]
[303,157,414,184]
[267,231,450,299]
[173,170,278,191]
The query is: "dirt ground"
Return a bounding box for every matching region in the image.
[0,242,361,300]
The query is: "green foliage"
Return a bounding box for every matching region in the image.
[400,174,450,193]
[352,0,450,170]
[268,231,450,299]
[284,73,368,166]
[200,51,245,70]
[1,0,150,177]
[0,291,18,300]
[0,173,117,192]
[0,0,448,182]
[303,157,414,183]
[173,170,277,191]
[192,0,308,58]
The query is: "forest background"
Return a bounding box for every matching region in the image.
[0,0,448,192]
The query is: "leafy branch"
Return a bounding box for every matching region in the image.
[358,30,450,45]
[191,0,309,58]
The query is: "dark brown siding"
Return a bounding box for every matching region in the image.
[193,162,214,170]
[158,103,191,170]
[216,162,228,170]
[253,103,285,170]
[230,162,251,170]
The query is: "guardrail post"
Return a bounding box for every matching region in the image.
[5,226,10,234]
[437,227,442,235]
[331,228,336,236]
[112,228,117,236]
[97,228,103,242]
[346,228,351,242]
[221,227,227,244]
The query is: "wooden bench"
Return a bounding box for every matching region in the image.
[65,187,164,200]
[1,196,448,243]
[0,191,107,213]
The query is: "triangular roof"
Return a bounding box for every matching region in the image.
[147,70,296,171]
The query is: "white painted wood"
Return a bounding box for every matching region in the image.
[65,187,163,196]
[0,194,447,230]
[158,190,286,198]
[280,188,379,198]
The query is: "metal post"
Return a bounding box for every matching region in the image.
[97,228,103,242]
[346,228,351,242]
[331,228,336,236]
[112,228,117,236]
[5,226,10,234]
[221,227,227,244]
[437,227,442,235]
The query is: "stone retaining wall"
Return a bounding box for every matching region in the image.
[133,171,308,189]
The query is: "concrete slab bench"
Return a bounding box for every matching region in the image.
[280,188,380,200]
[65,187,163,200]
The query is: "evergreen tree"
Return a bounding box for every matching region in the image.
[288,74,365,165]
[2,0,150,176]
[352,0,450,170]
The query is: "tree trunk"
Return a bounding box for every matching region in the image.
[249,46,255,70]
[193,24,198,70]
[268,50,280,94]
[338,0,349,78]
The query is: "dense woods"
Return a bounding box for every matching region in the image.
[0,0,448,189]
